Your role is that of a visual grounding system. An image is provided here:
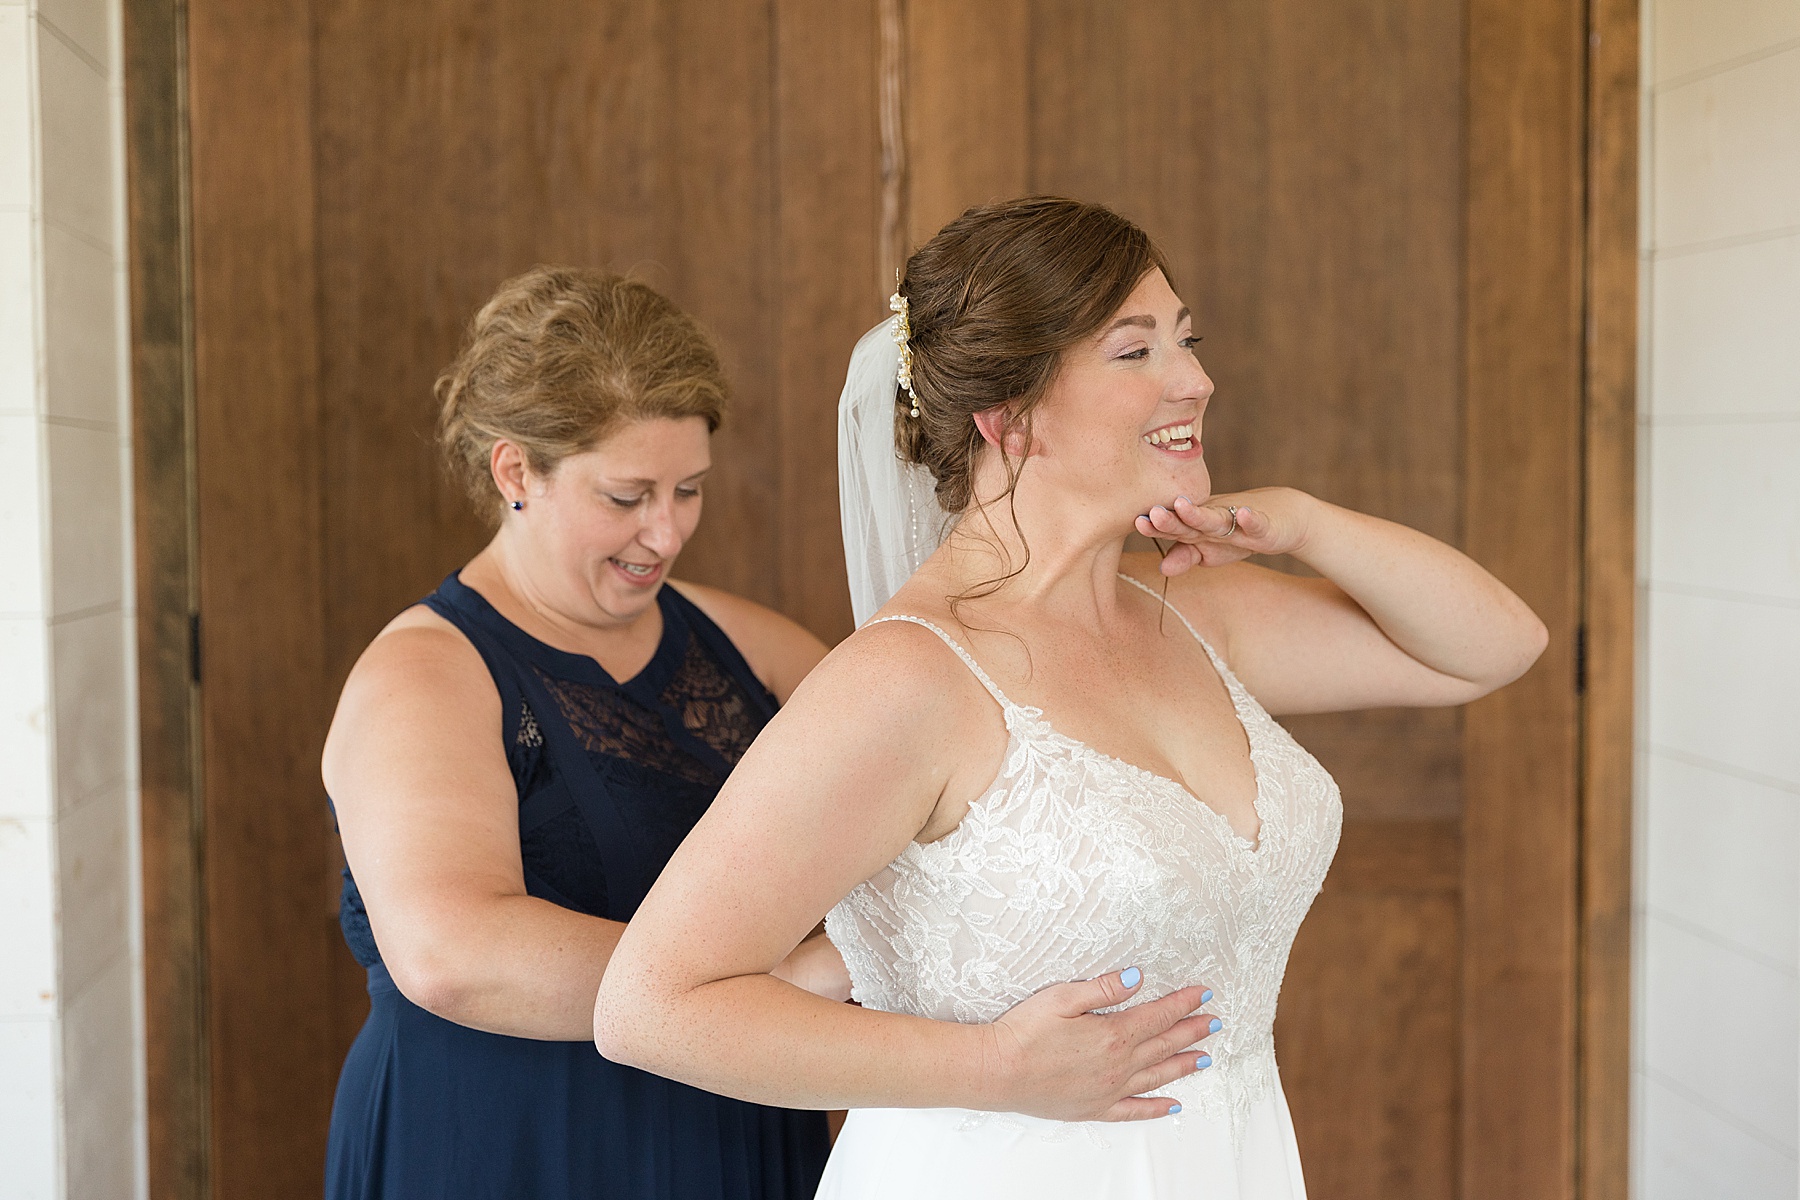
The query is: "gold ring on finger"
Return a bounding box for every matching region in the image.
[1224,506,1239,537]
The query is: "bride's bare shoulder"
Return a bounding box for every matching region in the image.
[784,601,994,728]
[822,610,970,686]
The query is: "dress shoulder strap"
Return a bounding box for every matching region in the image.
[1116,572,1230,671]
[866,615,1013,710]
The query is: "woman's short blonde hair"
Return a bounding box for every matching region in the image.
[435,266,728,521]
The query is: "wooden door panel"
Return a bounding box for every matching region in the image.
[1284,708,1463,821]
[1461,2,1586,1193]
[1279,821,1462,1199]
[904,0,1030,247]
[186,1,337,1191]
[772,0,883,639]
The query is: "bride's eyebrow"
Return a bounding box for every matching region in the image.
[1101,314,1156,335]
[1099,307,1190,338]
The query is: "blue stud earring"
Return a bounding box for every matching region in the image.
[510,500,524,511]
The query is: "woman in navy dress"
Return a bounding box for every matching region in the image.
[322,266,841,1199]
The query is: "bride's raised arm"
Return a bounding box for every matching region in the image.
[594,619,1215,1123]
[1133,487,1548,716]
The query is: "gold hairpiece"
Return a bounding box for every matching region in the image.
[889,289,920,418]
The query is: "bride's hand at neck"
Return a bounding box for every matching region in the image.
[1131,484,1548,715]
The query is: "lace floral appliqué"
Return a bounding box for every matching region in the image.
[824,597,1342,1151]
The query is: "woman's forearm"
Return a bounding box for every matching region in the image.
[1290,495,1548,687]
[596,972,995,1110]
[386,895,624,1040]
[388,901,851,1041]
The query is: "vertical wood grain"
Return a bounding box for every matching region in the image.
[773,0,881,640]
[877,0,909,292]
[1579,1,1639,1196]
[1278,822,1462,1199]
[124,0,208,1194]
[1462,1,1588,1197]
[186,1,335,1194]
[312,0,783,679]
[903,0,1029,249]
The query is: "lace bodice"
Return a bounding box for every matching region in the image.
[824,576,1342,1136]
[337,573,782,967]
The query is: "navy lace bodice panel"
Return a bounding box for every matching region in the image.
[337,572,779,967]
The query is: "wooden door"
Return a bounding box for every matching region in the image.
[133,1,1633,1197]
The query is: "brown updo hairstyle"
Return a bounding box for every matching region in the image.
[896,196,1170,516]
[436,265,728,522]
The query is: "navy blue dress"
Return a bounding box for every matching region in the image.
[325,572,830,1200]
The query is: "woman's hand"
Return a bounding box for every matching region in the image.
[982,970,1220,1122]
[1132,488,1549,714]
[1135,487,1318,575]
[770,934,853,1003]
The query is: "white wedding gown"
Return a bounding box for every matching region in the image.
[819,577,1343,1199]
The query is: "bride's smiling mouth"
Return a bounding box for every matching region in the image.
[1142,420,1201,457]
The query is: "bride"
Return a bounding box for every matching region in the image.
[596,196,1546,1197]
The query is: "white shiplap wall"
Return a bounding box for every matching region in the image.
[1638,2,1800,1196]
[0,0,143,1197]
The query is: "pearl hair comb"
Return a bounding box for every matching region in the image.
[889,289,919,418]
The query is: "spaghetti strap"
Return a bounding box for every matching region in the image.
[866,615,1013,710]
[1116,572,1232,673]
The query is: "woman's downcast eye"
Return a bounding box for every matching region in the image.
[1114,335,1200,362]
[606,486,701,507]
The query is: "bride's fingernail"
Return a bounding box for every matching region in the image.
[1208,1017,1223,1033]
[1121,966,1142,989]
[1196,1054,1212,1070]
[1200,989,1214,1004]
[1167,1103,1183,1115]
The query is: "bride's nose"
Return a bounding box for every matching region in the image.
[1172,355,1214,411]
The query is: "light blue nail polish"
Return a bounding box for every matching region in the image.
[1167,1103,1182,1116]
[1196,1054,1212,1070]
[1200,989,1213,1004]
[1208,1017,1223,1033]
[1121,966,1142,989]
